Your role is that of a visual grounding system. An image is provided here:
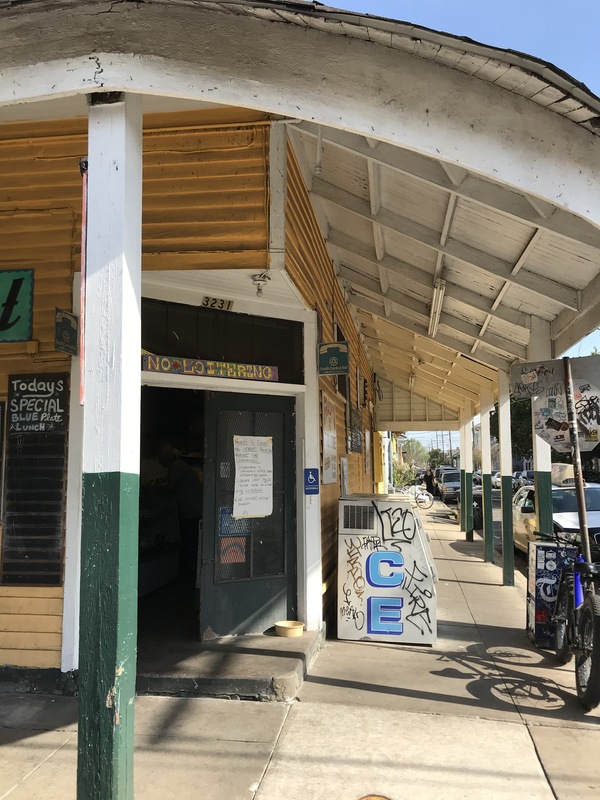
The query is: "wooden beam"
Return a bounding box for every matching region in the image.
[332,233,532,330]
[295,123,600,251]
[314,178,580,310]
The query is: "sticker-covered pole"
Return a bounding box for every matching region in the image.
[563,357,592,565]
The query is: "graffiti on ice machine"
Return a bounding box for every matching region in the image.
[337,498,437,645]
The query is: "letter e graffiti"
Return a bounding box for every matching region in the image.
[367,596,403,635]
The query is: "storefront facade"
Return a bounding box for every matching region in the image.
[0,105,376,674]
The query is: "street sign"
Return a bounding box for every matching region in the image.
[510,356,600,452]
[304,468,320,495]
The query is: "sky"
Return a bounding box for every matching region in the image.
[326,1,600,450]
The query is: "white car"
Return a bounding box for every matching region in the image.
[491,471,502,489]
[511,482,600,554]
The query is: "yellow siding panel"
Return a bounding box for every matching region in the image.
[0,587,63,599]
[0,631,61,650]
[0,614,62,633]
[0,597,63,616]
[0,649,61,669]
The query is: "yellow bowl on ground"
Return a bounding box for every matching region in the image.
[275,620,304,637]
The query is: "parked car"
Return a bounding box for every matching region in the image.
[473,470,482,486]
[491,471,502,489]
[517,469,535,489]
[512,471,522,493]
[438,469,461,504]
[511,482,600,555]
[433,464,455,496]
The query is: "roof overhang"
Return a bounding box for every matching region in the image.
[1,0,599,425]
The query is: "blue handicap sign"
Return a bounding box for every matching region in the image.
[304,468,320,495]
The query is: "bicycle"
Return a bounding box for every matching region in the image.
[547,529,600,710]
[396,483,434,510]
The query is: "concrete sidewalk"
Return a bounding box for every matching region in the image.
[1,501,599,799]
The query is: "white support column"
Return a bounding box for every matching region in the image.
[480,386,495,563]
[296,314,323,632]
[61,274,84,672]
[268,123,287,273]
[498,369,514,586]
[78,92,142,800]
[528,316,553,535]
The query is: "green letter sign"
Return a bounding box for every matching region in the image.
[0,270,34,342]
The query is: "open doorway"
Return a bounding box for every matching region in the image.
[137,386,204,655]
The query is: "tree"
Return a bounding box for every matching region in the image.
[393,461,417,488]
[490,397,533,460]
[428,448,445,469]
[402,437,428,465]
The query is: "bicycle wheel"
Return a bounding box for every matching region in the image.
[575,594,600,710]
[416,491,433,510]
[554,579,573,665]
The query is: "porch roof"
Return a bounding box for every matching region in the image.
[1,0,599,424]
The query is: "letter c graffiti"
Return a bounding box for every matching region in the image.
[366,551,404,588]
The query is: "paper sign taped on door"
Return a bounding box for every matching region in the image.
[232,435,273,519]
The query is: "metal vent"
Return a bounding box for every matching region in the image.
[343,504,375,530]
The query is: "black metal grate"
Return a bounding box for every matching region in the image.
[343,504,375,531]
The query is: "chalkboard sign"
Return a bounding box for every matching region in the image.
[1,373,69,586]
[7,374,68,434]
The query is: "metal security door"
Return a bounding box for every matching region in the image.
[200,392,296,638]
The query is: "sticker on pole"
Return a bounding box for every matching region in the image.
[510,356,600,452]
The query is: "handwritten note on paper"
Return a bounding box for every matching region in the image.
[232,435,273,519]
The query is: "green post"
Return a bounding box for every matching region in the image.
[483,472,494,562]
[465,471,474,542]
[460,469,466,530]
[78,473,140,798]
[535,470,553,535]
[501,475,514,586]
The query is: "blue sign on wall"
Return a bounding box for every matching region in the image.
[304,468,320,495]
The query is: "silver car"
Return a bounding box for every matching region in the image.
[512,482,600,554]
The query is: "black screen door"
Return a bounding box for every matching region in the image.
[200,392,296,638]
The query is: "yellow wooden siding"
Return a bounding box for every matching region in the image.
[142,109,269,271]
[0,106,269,669]
[285,145,374,626]
[0,587,63,668]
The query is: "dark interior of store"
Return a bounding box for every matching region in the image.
[137,386,205,652]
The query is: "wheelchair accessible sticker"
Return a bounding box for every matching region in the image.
[304,468,320,495]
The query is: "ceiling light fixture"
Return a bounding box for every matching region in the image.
[251,271,271,298]
[428,278,446,338]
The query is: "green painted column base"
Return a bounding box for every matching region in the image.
[535,470,553,535]
[460,470,466,531]
[78,471,140,800]
[465,471,473,543]
[482,473,494,563]
[501,474,514,587]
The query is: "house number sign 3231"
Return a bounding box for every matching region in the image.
[201,296,233,311]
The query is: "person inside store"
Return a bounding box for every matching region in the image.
[424,467,435,495]
[158,445,203,579]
